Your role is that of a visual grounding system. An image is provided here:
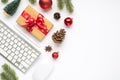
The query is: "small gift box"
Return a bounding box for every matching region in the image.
[16,5,53,40]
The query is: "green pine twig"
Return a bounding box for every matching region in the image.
[1,72,10,80]
[57,0,64,10]
[29,0,36,4]
[64,0,74,13]
[0,64,18,80]
[1,0,8,3]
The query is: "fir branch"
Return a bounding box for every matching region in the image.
[29,0,36,4]
[64,0,74,13]
[0,64,18,80]
[1,0,8,3]
[0,72,9,80]
[57,0,64,10]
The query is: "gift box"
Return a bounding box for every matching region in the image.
[16,5,53,40]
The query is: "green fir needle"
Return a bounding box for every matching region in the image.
[0,64,18,80]
[64,0,74,13]
[57,0,64,10]
[29,0,36,4]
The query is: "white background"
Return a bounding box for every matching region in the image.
[0,0,120,80]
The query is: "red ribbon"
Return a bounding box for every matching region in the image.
[21,11,48,35]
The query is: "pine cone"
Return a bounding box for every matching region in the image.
[52,29,66,43]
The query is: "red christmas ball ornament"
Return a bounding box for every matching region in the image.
[52,52,59,59]
[64,17,73,27]
[39,0,52,10]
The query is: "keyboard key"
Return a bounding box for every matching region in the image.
[15,63,19,67]
[10,32,14,35]
[28,51,31,54]
[25,59,31,65]
[20,50,24,53]
[10,53,15,56]
[15,61,20,65]
[30,58,35,62]
[18,42,21,46]
[22,56,26,60]
[21,45,25,49]
[4,31,8,35]
[7,29,10,32]
[14,55,18,60]
[6,39,10,42]
[1,40,5,44]
[3,36,7,39]
[14,39,18,43]
[15,51,19,55]
[7,50,11,54]
[0,28,4,32]
[21,61,29,69]
[12,48,15,52]
[17,58,22,63]
[8,45,12,49]
[13,44,17,48]
[31,53,37,58]
[1,45,5,48]
[27,55,31,59]
[5,43,9,46]
[11,37,15,40]
[24,48,28,52]
[0,34,3,37]
[0,23,3,26]
[17,47,20,51]
[8,55,12,61]
[34,51,40,56]
[28,46,32,50]
[22,68,26,73]
[10,41,14,45]
[18,38,21,41]
[3,26,7,29]
[21,40,25,44]
[7,34,11,38]
[18,54,22,58]
[23,52,27,56]
[13,35,17,38]
[4,47,8,51]
[2,51,8,57]
[19,64,24,70]
[12,59,16,63]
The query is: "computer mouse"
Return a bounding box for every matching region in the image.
[32,59,54,80]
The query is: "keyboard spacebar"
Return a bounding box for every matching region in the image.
[0,48,9,57]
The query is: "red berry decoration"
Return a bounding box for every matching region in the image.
[39,0,52,10]
[64,17,73,27]
[52,52,59,59]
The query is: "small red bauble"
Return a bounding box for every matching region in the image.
[64,17,73,27]
[39,0,52,10]
[52,52,59,59]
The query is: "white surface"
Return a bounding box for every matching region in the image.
[0,0,120,80]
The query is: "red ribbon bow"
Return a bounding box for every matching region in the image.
[22,11,48,35]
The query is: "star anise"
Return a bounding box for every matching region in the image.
[45,45,52,52]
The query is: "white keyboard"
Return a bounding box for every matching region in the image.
[0,20,41,73]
